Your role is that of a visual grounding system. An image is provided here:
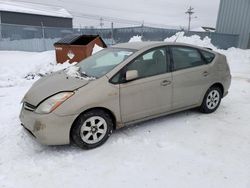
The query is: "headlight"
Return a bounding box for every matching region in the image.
[35,92,74,114]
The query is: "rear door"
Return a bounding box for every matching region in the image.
[170,46,212,109]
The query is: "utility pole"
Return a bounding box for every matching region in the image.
[185,6,194,31]
[141,20,144,38]
[41,22,46,51]
[79,24,83,34]
[99,17,104,38]
[100,17,104,29]
[111,22,114,45]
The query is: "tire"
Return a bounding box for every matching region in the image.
[71,109,113,149]
[199,86,222,114]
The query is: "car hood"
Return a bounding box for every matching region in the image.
[23,71,89,106]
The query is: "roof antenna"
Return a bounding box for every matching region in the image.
[174,32,182,43]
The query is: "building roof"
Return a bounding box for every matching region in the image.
[0,0,72,18]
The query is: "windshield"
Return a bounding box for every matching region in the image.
[77,48,135,78]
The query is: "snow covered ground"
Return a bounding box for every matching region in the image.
[0,35,250,188]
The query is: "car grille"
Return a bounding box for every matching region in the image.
[23,102,36,112]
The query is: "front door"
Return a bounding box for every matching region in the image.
[119,47,173,123]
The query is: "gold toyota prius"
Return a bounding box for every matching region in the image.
[20,42,231,149]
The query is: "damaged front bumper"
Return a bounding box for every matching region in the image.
[19,104,77,145]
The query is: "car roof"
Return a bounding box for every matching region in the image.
[112,41,163,50]
[112,41,216,53]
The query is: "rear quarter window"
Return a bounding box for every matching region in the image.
[201,50,215,63]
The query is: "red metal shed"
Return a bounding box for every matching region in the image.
[54,35,107,64]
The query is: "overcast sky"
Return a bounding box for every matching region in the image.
[4,0,221,28]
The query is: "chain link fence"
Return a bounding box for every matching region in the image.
[0,23,239,52]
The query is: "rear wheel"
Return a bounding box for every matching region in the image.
[71,109,113,149]
[199,87,222,113]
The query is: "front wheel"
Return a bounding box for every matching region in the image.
[71,109,113,149]
[199,87,222,114]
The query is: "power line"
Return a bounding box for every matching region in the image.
[6,0,171,18]
[1,0,179,29]
[60,0,170,18]
[72,11,142,25]
[72,11,178,29]
[1,0,143,25]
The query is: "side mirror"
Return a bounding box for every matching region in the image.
[126,70,138,81]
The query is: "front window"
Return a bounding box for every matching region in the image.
[126,47,169,79]
[77,48,135,78]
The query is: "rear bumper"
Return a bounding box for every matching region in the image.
[222,74,231,98]
[19,106,77,145]
[223,91,229,98]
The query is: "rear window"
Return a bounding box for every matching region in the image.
[171,47,205,71]
[201,50,215,63]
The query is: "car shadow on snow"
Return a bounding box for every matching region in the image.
[114,108,201,134]
[23,108,211,152]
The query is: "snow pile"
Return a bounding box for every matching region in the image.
[92,44,104,54]
[129,35,142,42]
[64,66,96,80]
[221,48,250,76]
[64,65,80,78]
[0,44,103,87]
[164,32,217,50]
[0,51,73,87]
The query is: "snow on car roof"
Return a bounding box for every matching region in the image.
[0,0,72,18]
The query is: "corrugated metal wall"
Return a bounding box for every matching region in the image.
[216,0,250,49]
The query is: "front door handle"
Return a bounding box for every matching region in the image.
[202,71,209,77]
[161,80,171,86]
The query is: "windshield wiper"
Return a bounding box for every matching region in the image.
[80,71,96,80]
[80,72,89,77]
[78,67,96,79]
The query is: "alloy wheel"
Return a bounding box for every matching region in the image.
[80,116,108,144]
[206,90,220,110]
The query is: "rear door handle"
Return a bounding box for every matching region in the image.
[161,80,171,86]
[202,71,209,77]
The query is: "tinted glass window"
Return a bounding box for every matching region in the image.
[201,50,215,63]
[171,47,205,71]
[111,72,121,83]
[126,48,168,79]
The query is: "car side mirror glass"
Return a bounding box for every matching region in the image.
[126,70,138,81]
